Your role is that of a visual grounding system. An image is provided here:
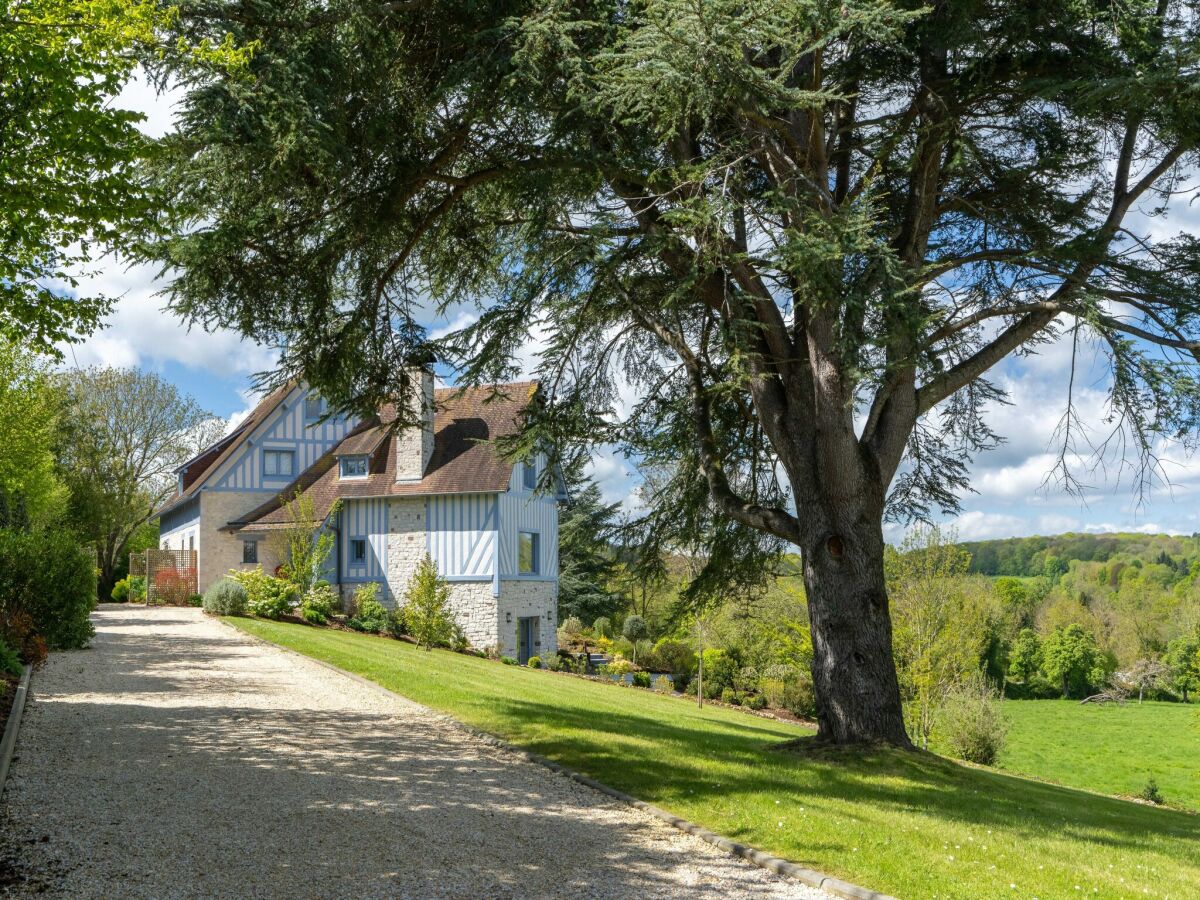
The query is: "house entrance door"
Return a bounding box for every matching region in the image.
[518,616,538,664]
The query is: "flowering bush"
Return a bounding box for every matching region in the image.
[348,583,388,633]
[229,567,298,619]
[601,656,634,677]
[300,582,338,624]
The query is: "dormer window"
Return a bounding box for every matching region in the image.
[304,393,325,420]
[522,460,537,490]
[340,456,369,479]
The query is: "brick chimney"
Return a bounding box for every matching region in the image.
[395,366,435,483]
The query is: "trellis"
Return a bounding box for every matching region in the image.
[129,549,198,605]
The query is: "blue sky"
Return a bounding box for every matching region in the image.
[63,76,1200,544]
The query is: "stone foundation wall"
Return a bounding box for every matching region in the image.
[445,581,500,651]
[496,580,558,660]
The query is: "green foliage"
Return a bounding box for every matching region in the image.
[527,655,542,669]
[652,674,675,693]
[1139,778,1164,805]
[1163,634,1200,701]
[560,616,583,636]
[55,367,221,599]
[746,693,768,711]
[268,491,341,595]
[631,671,651,688]
[887,526,994,748]
[300,582,338,625]
[557,457,623,622]
[936,675,1008,766]
[348,583,388,633]
[0,528,95,649]
[645,638,696,675]
[0,342,65,526]
[602,657,634,677]
[401,555,454,650]
[202,579,247,617]
[187,593,203,607]
[500,656,518,666]
[111,576,132,603]
[229,567,298,620]
[592,616,612,639]
[1042,624,1111,699]
[622,614,649,642]
[0,636,22,679]
[1009,629,1043,683]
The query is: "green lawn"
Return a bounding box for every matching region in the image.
[999,700,1200,811]
[229,618,1200,900]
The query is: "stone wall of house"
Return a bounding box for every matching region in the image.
[384,497,426,604]
[198,491,282,593]
[445,581,500,651]
[496,580,558,660]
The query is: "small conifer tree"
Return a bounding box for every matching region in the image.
[402,555,454,650]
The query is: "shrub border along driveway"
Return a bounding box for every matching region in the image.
[223,619,896,900]
[0,665,32,798]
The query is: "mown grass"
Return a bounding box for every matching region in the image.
[1000,699,1200,811]
[229,617,1200,900]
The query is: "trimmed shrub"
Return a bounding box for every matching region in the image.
[632,671,652,688]
[622,614,648,642]
[673,672,690,694]
[721,687,740,705]
[545,654,563,672]
[0,529,96,650]
[747,693,768,710]
[938,674,1008,766]
[0,635,23,678]
[348,583,389,633]
[592,616,612,638]
[527,655,543,669]
[300,582,338,624]
[700,648,739,693]
[501,656,518,666]
[111,576,133,602]
[602,656,634,677]
[188,594,203,607]
[203,579,248,616]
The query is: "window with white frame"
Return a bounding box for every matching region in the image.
[350,538,367,564]
[522,459,537,490]
[340,455,369,478]
[518,531,539,575]
[263,449,295,477]
[242,540,258,564]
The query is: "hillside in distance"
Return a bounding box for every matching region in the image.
[960,532,1200,577]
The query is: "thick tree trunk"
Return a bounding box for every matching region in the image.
[801,503,912,748]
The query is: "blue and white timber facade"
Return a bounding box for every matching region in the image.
[156,374,561,662]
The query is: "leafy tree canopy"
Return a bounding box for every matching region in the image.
[0,0,252,355]
[0,340,66,525]
[146,0,1200,745]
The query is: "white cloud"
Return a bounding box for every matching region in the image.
[63,262,278,378]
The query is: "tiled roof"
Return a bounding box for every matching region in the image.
[225,382,537,533]
[155,382,296,518]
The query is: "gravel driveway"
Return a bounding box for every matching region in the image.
[0,605,827,899]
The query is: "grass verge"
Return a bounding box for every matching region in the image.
[228,618,1200,899]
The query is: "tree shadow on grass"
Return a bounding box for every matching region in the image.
[481,697,1200,863]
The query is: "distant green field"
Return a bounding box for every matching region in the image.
[999,700,1200,810]
[229,618,1200,899]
